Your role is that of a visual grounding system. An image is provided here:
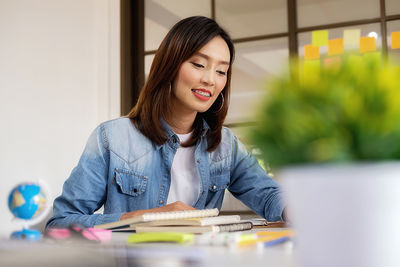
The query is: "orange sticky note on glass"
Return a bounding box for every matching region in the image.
[304,44,320,60]
[392,32,400,49]
[360,36,376,53]
[328,38,344,56]
[312,30,329,46]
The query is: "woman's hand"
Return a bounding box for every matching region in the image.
[120,201,196,220]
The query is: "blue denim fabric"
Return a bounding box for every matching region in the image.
[46,117,285,228]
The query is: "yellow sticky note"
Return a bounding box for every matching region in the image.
[391,31,400,49]
[343,29,361,49]
[360,36,376,53]
[328,38,344,56]
[304,44,320,60]
[312,30,329,46]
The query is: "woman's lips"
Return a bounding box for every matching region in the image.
[192,89,212,101]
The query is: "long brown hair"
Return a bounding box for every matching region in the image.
[128,16,235,152]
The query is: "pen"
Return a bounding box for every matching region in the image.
[263,236,290,247]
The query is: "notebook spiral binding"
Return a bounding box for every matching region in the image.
[217,222,253,232]
[141,208,219,221]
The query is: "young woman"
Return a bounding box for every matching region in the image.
[46,16,286,228]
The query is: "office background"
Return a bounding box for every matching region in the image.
[1,0,399,236]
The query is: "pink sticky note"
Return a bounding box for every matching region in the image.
[83,228,112,242]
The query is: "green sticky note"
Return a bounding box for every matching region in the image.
[127,232,194,244]
[343,29,361,49]
[312,30,329,46]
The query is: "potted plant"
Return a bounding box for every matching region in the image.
[249,54,400,267]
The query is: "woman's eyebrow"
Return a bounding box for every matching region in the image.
[194,52,230,65]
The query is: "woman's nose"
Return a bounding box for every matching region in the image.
[200,69,215,86]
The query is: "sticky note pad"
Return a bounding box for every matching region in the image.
[312,30,329,46]
[392,31,400,49]
[328,38,344,56]
[304,44,320,60]
[343,29,361,49]
[360,36,376,53]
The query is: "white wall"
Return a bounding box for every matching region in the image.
[0,0,120,237]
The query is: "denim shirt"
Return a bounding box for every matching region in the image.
[46,117,285,228]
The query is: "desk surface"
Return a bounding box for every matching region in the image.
[0,228,295,267]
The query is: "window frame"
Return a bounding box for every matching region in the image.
[121,0,400,124]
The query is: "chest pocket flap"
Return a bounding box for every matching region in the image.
[209,172,230,192]
[115,168,147,196]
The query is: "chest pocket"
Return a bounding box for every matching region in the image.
[114,168,147,197]
[209,172,230,192]
[209,153,231,192]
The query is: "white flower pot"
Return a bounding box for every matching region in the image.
[280,162,400,267]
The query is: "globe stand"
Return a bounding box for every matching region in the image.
[11,228,41,241]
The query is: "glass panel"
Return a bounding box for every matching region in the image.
[226,38,289,125]
[298,23,382,58]
[386,0,400,16]
[297,0,380,28]
[145,0,211,51]
[387,20,400,63]
[228,124,258,146]
[144,54,155,81]
[215,0,287,39]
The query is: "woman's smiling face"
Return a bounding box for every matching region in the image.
[170,36,230,115]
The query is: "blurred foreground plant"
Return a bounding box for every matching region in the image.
[250,54,400,167]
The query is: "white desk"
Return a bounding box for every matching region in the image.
[0,229,295,267]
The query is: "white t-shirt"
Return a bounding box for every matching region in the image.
[167,132,201,206]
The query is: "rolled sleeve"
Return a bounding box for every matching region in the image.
[229,134,286,222]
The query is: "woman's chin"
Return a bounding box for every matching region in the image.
[198,106,213,113]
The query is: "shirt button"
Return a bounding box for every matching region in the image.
[196,159,200,163]
[159,200,164,204]
[212,185,217,190]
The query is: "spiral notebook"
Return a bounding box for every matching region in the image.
[116,222,254,234]
[94,208,220,230]
[137,215,241,227]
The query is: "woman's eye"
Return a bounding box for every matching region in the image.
[217,70,226,76]
[191,62,204,68]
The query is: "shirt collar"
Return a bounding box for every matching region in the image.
[200,118,210,137]
[154,117,210,150]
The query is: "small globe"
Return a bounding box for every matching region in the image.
[8,182,47,220]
